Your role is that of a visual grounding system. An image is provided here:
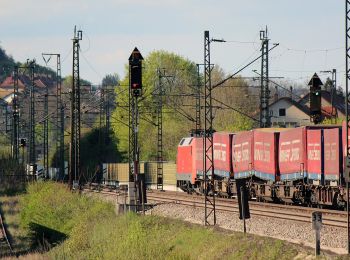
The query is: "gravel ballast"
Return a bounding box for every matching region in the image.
[147,202,347,255]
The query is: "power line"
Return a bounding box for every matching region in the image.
[212,43,279,90]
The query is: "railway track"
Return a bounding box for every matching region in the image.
[148,190,346,227]
[0,204,14,257]
[83,185,347,228]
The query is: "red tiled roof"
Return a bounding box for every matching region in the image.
[0,75,55,90]
[321,106,337,117]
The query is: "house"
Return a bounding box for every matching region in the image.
[0,89,14,104]
[269,97,311,127]
[268,90,344,127]
[0,75,31,91]
[0,75,55,94]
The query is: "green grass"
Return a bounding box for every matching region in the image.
[48,212,306,260]
[0,194,32,255]
[4,182,335,259]
[20,182,114,250]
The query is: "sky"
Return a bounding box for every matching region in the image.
[0,0,344,87]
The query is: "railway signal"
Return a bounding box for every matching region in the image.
[20,138,26,147]
[128,47,146,211]
[129,47,143,97]
[308,73,323,124]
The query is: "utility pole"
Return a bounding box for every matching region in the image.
[345,0,350,254]
[195,64,203,136]
[69,27,82,189]
[260,27,271,128]
[156,68,164,191]
[105,86,110,145]
[129,85,136,182]
[43,84,49,178]
[12,66,20,161]
[203,30,216,226]
[5,103,10,135]
[99,85,105,161]
[321,69,338,123]
[156,68,173,191]
[42,53,64,180]
[27,60,36,173]
[331,69,337,123]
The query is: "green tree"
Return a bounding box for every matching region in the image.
[212,68,258,132]
[112,50,197,161]
[111,51,258,162]
[102,73,119,86]
[323,77,333,92]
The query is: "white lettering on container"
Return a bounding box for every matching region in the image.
[280,139,301,162]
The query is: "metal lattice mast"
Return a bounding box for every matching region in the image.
[128,84,135,181]
[28,60,36,166]
[99,85,105,161]
[69,27,82,188]
[203,30,216,226]
[43,84,49,177]
[43,53,64,179]
[105,86,110,145]
[195,64,202,135]
[346,0,350,254]
[260,27,271,128]
[156,68,164,190]
[5,104,10,135]
[12,66,20,161]
[54,54,64,179]
[331,69,337,123]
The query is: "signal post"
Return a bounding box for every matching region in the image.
[128,47,145,211]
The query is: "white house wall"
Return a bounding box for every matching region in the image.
[269,99,311,127]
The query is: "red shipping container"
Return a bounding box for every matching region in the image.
[279,127,307,180]
[324,128,341,181]
[232,130,253,179]
[253,129,279,181]
[342,121,349,163]
[213,132,233,178]
[193,137,204,183]
[306,129,322,181]
[176,137,194,183]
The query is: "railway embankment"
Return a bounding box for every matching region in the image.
[0,182,342,259]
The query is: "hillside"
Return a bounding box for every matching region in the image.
[0,46,56,82]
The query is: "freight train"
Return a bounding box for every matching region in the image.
[176,125,349,208]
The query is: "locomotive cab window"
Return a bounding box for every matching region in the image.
[279,108,286,117]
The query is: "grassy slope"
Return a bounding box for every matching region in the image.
[0,194,32,255]
[48,212,303,260]
[0,182,330,259]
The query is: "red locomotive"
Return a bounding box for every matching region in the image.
[176,125,346,208]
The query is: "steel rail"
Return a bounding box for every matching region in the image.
[83,186,347,228]
[0,205,14,256]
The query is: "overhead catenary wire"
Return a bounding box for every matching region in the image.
[212,43,280,90]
